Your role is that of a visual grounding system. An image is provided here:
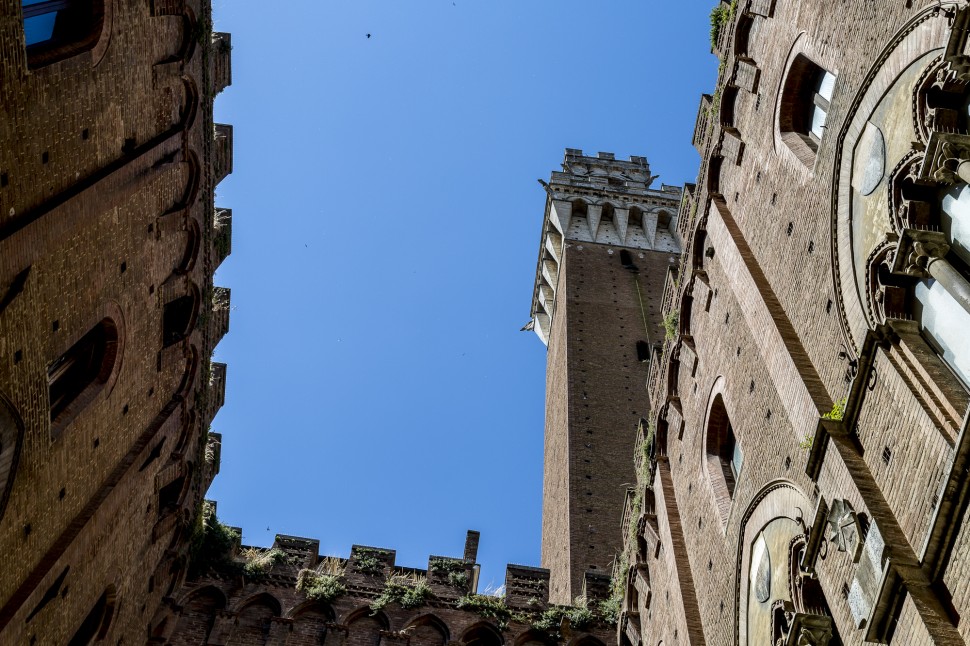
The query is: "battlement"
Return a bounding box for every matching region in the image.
[174,510,619,644]
[529,149,683,345]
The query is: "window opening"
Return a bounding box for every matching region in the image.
[48,319,117,433]
[163,294,196,347]
[22,0,103,68]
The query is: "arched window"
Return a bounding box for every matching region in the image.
[48,318,118,437]
[162,290,199,347]
[705,393,740,523]
[780,55,836,164]
[22,0,104,68]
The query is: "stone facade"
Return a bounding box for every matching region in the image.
[0,0,231,642]
[622,1,970,644]
[530,150,683,604]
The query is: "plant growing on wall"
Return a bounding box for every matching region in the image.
[187,501,241,578]
[241,547,291,578]
[531,601,594,633]
[297,564,347,604]
[456,594,513,628]
[822,398,847,421]
[709,0,737,49]
[429,557,470,589]
[663,309,680,341]
[354,547,391,576]
[371,573,434,612]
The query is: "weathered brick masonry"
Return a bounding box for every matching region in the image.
[623,1,970,644]
[160,523,615,646]
[0,0,232,642]
[530,150,683,604]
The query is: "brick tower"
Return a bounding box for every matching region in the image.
[530,150,682,603]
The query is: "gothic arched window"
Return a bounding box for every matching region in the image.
[48,318,119,437]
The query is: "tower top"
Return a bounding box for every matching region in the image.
[528,149,683,344]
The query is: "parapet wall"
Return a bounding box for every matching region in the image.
[152,509,617,645]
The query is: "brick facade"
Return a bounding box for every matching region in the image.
[0,0,231,642]
[625,1,970,644]
[160,525,615,646]
[530,151,683,604]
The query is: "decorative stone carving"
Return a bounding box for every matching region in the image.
[919,131,970,185]
[771,602,834,646]
[891,229,950,279]
[825,499,863,563]
[786,613,835,646]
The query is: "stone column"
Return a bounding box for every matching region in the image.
[892,229,970,316]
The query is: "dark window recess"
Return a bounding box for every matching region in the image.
[636,341,650,362]
[26,566,69,622]
[158,475,185,516]
[139,437,166,472]
[23,0,104,68]
[620,250,633,266]
[48,318,118,432]
[67,586,116,646]
[162,295,196,347]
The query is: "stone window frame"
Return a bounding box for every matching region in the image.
[778,53,836,166]
[701,376,740,527]
[48,310,124,440]
[22,0,108,69]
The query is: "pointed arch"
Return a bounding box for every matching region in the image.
[406,613,450,646]
[460,621,504,646]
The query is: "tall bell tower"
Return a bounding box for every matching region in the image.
[529,149,682,603]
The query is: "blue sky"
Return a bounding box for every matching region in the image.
[208,0,718,592]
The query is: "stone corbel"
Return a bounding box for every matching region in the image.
[892,229,970,316]
[919,131,970,185]
[785,613,835,646]
[891,229,950,279]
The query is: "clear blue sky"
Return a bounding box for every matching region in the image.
[209,0,718,592]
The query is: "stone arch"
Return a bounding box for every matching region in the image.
[830,6,949,353]
[773,28,838,170]
[734,480,812,646]
[720,86,740,133]
[162,280,201,348]
[345,607,389,646]
[172,585,227,643]
[734,11,755,58]
[175,217,201,275]
[0,391,24,523]
[173,345,200,402]
[406,613,450,646]
[48,309,124,439]
[288,600,334,643]
[460,621,504,646]
[701,376,741,526]
[565,636,607,646]
[231,593,282,643]
[514,628,555,646]
[706,155,724,199]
